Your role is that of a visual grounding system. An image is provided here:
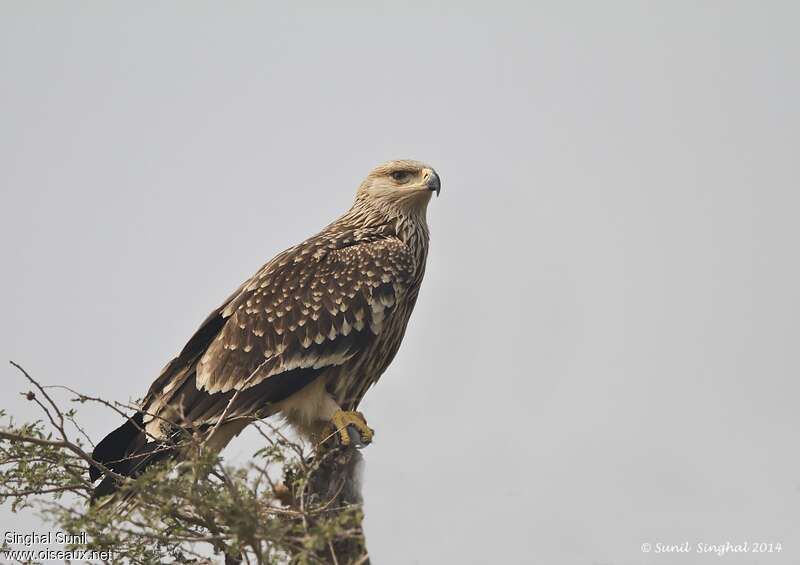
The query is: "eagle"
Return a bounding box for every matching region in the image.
[90,160,440,498]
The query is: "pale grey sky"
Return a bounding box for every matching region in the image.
[1,2,799,564]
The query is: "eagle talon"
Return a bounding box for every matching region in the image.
[346,426,365,447]
[331,410,374,447]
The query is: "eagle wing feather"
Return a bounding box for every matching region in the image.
[141,237,415,431]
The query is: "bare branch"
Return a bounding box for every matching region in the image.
[1,362,371,563]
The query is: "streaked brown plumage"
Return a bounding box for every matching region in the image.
[91,160,439,497]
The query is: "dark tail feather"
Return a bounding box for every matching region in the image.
[89,412,176,502]
[90,412,144,482]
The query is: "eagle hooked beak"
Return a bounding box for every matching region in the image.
[423,169,441,197]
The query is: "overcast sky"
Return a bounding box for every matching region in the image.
[1,2,798,564]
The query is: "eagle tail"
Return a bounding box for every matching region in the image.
[89,414,254,503]
[89,413,177,503]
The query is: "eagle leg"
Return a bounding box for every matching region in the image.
[330,410,374,446]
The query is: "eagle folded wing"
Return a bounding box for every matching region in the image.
[141,238,415,432]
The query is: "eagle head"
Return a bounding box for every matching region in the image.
[356,160,441,215]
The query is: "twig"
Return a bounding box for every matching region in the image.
[0,485,87,497]
[0,429,126,484]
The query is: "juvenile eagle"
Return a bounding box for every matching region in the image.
[91,160,440,497]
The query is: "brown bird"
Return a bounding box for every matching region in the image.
[90,160,440,498]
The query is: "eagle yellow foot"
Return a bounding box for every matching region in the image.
[330,410,374,447]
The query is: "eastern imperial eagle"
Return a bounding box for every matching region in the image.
[90,160,440,498]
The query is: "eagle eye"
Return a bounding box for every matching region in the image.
[390,170,412,183]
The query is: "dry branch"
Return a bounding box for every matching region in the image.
[0,362,371,564]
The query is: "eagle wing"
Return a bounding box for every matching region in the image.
[141,236,416,431]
